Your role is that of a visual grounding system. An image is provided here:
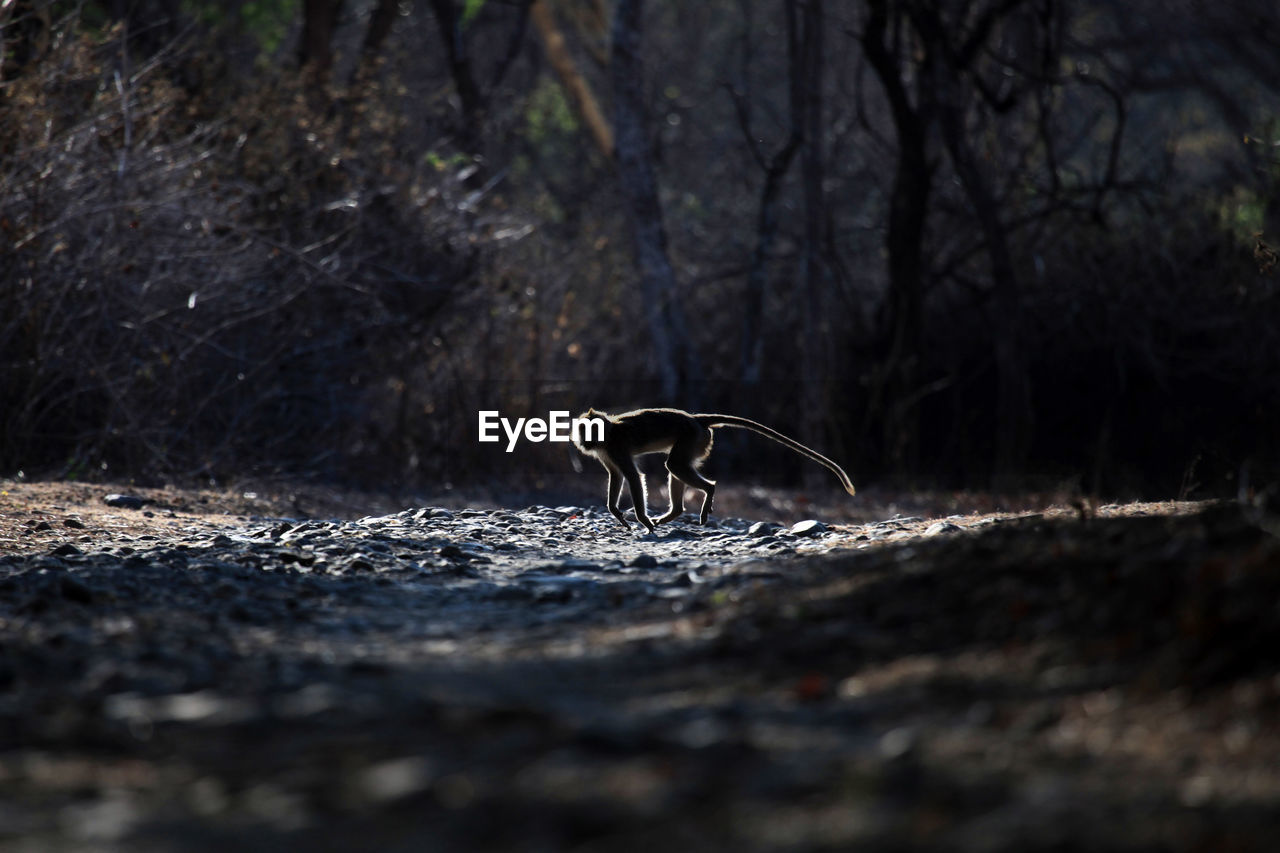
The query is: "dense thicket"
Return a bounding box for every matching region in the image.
[2,0,1278,498]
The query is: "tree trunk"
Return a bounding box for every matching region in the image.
[299,0,343,87]
[861,0,933,475]
[530,0,614,158]
[798,0,827,483]
[739,143,798,384]
[932,73,1030,485]
[914,6,1032,485]
[610,0,696,402]
[738,0,802,385]
[0,0,51,81]
[351,0,398,86]
[426,0,483,141]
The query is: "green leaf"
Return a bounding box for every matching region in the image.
[461,0,486,28]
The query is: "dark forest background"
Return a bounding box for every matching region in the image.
[2,0,1278,500]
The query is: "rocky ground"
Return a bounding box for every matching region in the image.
[1,480,1278,851]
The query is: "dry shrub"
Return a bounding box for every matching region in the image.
[918,203,1280,496]
[0,18,482,484]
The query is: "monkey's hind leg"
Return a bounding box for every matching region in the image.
[655,473,686,524]
[664,454,716,525]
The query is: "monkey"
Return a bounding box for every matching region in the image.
[572,407,856,532]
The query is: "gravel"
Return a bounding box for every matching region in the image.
[0,486,1277,852]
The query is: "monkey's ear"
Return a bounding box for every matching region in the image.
[585,407,601,417]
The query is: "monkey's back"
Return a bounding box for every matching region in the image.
[609,408,710,456]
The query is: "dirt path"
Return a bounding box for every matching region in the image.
[1,481,1277,851]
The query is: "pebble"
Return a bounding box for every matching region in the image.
[103,494,150,509]
[789,520,828,537]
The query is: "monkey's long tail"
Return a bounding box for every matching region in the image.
[695,414,856,496]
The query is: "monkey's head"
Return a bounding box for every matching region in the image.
[572,408,611,453]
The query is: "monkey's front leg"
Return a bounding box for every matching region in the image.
[618,462,656,533]
[604,466,631,530]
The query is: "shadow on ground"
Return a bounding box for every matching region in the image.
[1,497,1278,851]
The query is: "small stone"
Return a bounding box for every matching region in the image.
[789,519,828,537]
[64,517,87,529]
[879,726,918,759]
[924,521,962,536]
[103,494,149,509]
[628,554,658,568]
[50,542,83,557]
[747,521,781,537]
